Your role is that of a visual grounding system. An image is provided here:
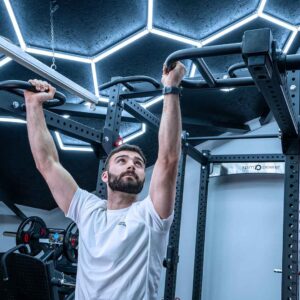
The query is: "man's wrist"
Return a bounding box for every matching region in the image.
[25,99,43,108]
[163,80,179,87]
[162,86,181,96]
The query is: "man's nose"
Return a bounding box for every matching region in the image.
[127,161,135,170]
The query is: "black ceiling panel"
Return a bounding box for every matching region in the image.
[153,0,260,40]
[0,2,20,46]
[264,0,300,25]
[9,0,148,56]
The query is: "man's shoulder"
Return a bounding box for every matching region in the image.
[76,187,107,208]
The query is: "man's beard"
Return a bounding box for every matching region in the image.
[108,170,145,194]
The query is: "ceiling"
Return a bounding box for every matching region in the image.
[0,0,299,210]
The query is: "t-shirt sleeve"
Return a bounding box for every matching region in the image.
[135,195,174,232]
[65,187,106,227]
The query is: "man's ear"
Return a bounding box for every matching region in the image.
[102,170,108,183]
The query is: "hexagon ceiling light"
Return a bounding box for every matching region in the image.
[1,0,299,151]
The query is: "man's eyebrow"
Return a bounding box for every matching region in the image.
[114,155,128,160]
[134,157,144,164]
[114,154,144,164]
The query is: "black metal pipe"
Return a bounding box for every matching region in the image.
[122,82,134,91]
[188,133,279,142]
[181,76,254,89]
[165,43,242,70]
[228,62,247,78]
[99,76,161,91]
[192,58,216,87]
[285,54,300,70]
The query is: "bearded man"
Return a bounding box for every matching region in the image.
[24,61,186,300]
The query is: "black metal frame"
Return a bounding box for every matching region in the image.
[191,153,298,300]
[164,28,300,299]
[0,27,300,299]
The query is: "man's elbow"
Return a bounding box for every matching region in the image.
[158,155,180,170]
[35,157,56,176]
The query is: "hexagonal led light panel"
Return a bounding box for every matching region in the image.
[1,0,299,151]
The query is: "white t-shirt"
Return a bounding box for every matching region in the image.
[66,188,173,300]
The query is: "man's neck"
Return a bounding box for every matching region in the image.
[107,190,137,210]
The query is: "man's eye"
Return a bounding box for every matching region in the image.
[135,161,143,167]
[118,159,125,163]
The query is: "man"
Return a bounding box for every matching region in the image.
[24,61,186,300]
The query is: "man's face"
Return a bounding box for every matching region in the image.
[102,150,146,195]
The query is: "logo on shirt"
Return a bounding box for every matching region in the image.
[118,221,126,227]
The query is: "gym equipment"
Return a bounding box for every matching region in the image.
[3,217,79,262]
[63,222,78,264]
[3,216,48,256]
[0,80,66,107]
[0,35,98,104]
[1,252,75,300]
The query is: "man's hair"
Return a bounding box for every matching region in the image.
[104,144,146,170]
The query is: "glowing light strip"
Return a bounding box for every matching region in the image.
[54,131,93,152]
[202,13,258,45]
[257,0,267,15]
[3,0,26,50]
[122,124,146,143]
[283,30,298,53]
[142,95,163,108]
[26,47,91,63]
[151,28,201,46]
[99,96,109,102]
[147,0,154,31]
[55,123,147,151]
[0,57,12,67]
[189,64,197,77]
[91,62,100,98]
[259,13,296,31]
[0,117,26,124]
[92,30,149,63]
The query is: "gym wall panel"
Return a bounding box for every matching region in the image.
[174,120,284,300]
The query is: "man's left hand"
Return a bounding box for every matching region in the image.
[161,61,186,87]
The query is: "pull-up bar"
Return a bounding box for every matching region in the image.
[0,36,98,104]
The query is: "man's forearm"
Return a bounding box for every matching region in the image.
[26,103,59,171]
[158,94,182,161]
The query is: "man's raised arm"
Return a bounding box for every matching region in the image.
[149,62,186,219]
[25,79,78,214]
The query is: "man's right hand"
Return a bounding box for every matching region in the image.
[24,78,78,214]
[24,79,56,106]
